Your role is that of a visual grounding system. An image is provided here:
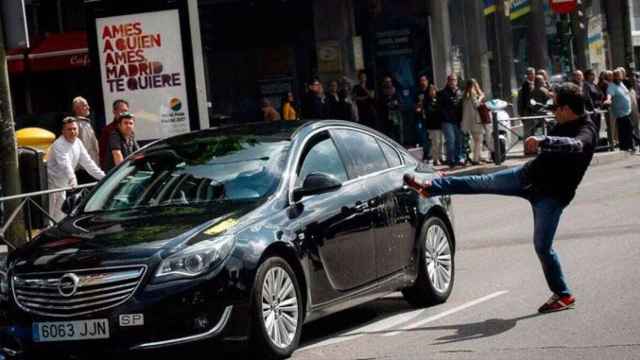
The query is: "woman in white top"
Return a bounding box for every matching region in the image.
[461,79,491,164]
[47,117,105,222]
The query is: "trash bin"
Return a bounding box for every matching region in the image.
[17,147,48,230]
[16,127,55,157]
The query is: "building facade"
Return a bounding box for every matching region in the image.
[8,0,638,142]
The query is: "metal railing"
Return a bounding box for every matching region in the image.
[0,182,96,250]
[491,110,611,165]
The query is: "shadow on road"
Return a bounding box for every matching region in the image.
[396,313,543,345]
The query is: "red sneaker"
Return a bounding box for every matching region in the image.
[538,294,575,313]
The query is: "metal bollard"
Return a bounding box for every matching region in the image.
[492,111,503,165]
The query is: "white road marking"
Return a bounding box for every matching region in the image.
[298,290,508,351]
[382,290,509,337]
[299,307,427,351]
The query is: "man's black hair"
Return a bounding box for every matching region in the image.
[555,82,585,115]
[112,99,129,110]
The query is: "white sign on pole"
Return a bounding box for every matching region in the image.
[96,9,191,141]
[587,15,605,74]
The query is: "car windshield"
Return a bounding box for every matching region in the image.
[84,135,290,212]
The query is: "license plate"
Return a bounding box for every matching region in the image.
[33,319,110,342]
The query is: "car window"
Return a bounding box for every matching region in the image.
[84,136,290,212]
[333,130,389,177]
[402,152,418,166]
[378,140,402,168]
[297,136,348,187]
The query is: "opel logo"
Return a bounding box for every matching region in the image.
[58,273,80,297]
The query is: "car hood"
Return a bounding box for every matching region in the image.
[10,203,256,274]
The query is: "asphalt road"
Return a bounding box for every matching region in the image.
[287,155,640,360]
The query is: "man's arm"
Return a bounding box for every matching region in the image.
[112,150,124,166]
[525,123,596,153]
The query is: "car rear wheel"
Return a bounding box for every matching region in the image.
[402,216,455,307]
[251,256,303,359]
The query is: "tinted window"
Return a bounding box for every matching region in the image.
[402,152,418,166]
[333,130,389,176]
[297,136,348,186]
[378,140,402,168]
[84,136,290,212]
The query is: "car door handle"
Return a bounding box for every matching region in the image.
[354,201,369,212]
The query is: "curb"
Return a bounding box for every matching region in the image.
[590,150,633,166]
[441,151,633,176]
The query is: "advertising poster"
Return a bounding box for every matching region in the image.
[317,41,342,73]
[96,9,190,141]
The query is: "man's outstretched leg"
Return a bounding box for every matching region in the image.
[424,166,529,198]
[531,197,575,313]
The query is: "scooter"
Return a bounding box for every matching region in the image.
[484,99,511,164]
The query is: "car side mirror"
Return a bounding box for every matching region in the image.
[61,191,84,215]
[293,172,342,202]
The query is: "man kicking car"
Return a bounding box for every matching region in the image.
[405,83,597,313]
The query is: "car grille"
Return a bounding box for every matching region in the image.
[12,265,146,318]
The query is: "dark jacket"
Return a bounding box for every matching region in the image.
[302,93,327,120]
[518,80,534,116]
[584,81,603,109]
[522,114,597,206]
[437,86,462,124]
[325,93,341,119]
[377,92,401,134]
[423,96,441,130]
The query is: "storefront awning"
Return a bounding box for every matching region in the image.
[27,32,90,72]
[7,48,26,74]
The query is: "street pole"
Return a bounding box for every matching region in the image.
[0,13,24,250]
[495,0,515,103]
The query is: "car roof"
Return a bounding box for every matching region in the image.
[154,120,390,145]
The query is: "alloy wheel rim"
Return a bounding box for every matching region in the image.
[261,266,299,348]
[424,224,452,293]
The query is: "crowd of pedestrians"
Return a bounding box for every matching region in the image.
[46,97,139,219]
[263,71,497,169]
[519,65,640,154]
[44,66,640,218]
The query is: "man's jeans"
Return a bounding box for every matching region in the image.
[442,122,462,165]
[429,166,571,296]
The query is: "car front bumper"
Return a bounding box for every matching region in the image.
[4,268,253,357]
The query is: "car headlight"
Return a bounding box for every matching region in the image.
[154,234,235,281]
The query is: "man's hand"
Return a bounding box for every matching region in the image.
[525,136,541,154]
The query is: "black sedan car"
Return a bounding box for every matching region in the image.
[0,120,455,359]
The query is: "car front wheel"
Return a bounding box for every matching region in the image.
[402,216,455,307]
[251,256,303,359]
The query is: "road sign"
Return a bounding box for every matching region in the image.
[549,0,577,14]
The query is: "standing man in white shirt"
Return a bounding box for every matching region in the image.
[71,96,100,183]
[47,117,105,222]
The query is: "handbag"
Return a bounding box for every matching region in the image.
[477,103,492,124]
